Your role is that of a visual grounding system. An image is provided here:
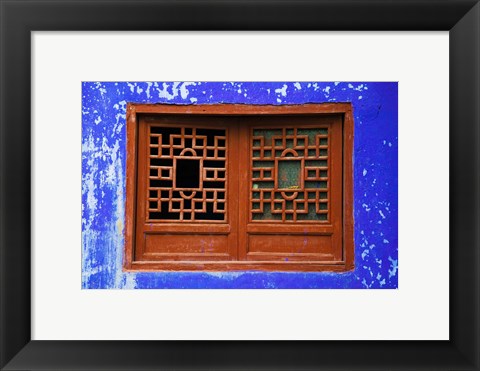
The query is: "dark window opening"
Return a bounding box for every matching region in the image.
[176,159,200,188]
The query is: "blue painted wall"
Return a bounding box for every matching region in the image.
[82,82,398,289]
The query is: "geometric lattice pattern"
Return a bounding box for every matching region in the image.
[147,125,227,222]
[251,127,329,222]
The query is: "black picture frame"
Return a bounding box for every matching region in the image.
[1,1,479,370]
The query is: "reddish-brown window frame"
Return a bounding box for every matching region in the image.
[124,103,354,272]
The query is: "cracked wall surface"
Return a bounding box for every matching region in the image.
[82,82,398,289]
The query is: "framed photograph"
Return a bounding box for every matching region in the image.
[1,1,479,370]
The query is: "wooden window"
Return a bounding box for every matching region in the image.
[125,103,354,272]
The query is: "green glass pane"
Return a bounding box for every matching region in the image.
[296,203,328,221]
[251,126,329,222]
[296,128,328,146]
[306,160,327,167]
[253,129,282,146]
[256,182,274,189]
[278,160,302,189]
[252,203,281,221]
[296,138,306,147]
[305,181,327,189]
[253,161,274,168]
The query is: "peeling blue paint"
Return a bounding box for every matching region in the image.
[82,82,398,289]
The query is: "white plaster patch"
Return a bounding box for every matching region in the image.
[362,203,371,212]
[82,230,101,284]
[361,278,369,288]
[112,136,127,288]
[180,82,196,99]
[156,82,178,100]
[123,274,137,289]
[206,271,244,279]
[118,100,127,111]
[95,82,107,96]
[275,84,288,97]
[82,171,98,231]
[146,82,153,99]
[127,82,135,93]
[388,256,398,278]
[113,113,126,136]
[361,249,369,260]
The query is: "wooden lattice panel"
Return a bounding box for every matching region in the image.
[250,127,330,222]
[126,104,353,272]
[147,125,227,222]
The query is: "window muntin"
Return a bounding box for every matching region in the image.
[250,125,331,223]
[124,104,354,272]
[146,125,228,222]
